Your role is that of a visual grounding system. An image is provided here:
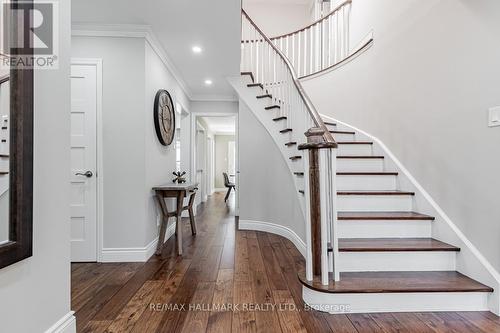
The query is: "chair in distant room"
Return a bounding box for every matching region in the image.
[223,172,235,202]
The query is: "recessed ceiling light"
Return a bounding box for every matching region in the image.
[192,46,202,54]
[204,79,213,86]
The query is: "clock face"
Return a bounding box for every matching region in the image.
[153,90,175,146]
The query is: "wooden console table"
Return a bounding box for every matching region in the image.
[152,182,198,256]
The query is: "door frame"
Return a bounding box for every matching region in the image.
[71,58,103,262]
[190,112,239,212]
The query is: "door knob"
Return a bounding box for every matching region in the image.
[75,171,93,178]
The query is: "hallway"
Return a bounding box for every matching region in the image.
[72,193,500,332]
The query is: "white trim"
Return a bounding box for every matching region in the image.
[71,24,237,102]
[321,113,500,315]
[191,93,238,102]
[239,220,306,257]
[44,311,76,333]
[302,287,490,314]
[72,24,193,100]
[101,222,176,262]
[70,58,104,262]
[191,112,240,211]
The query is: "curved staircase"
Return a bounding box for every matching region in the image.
[233,7,495,314]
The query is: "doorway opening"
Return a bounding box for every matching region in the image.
[192,115,238,210]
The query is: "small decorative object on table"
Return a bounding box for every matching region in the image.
[172,171,187,184]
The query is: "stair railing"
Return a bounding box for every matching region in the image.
[0,75,10,197]
[241,10,339,285]
[270,0,351,78]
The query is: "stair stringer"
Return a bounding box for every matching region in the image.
[228,76,307,221]
[321,113,500,315]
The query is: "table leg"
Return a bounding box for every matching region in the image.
[188,191,197,235]
[155,192,169,255]
[175,190,185,255]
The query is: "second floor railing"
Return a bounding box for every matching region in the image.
[270,0,352,78]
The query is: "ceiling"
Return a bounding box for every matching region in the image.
[72,0,241,101]
[201,116,236,134]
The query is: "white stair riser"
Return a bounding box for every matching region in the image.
[337,175,396,191]
[337,194,413,211]
[338,251,456,272]
[303,288,489,314]
[337,159,384,172]
[339,220,432,238]
[337,144,373,155]
[331,133,355,141]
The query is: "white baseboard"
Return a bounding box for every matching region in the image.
[45,311,76,333]
[238,219,306,257]
[101,222,176,262]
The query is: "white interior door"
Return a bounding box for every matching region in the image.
[70,63,97,262]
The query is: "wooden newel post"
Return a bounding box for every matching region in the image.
[299,127,338,281]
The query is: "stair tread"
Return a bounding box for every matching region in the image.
[337,190,415,196]
[265,105,280,110]
[247,83,263,88]
[0,154,8,158]
[338,238,459,252]
[338,211,435,220]
[330,130,355,134]
[241,72,254,82]
[323,121,337,126]
[280,128,292,133]
[294,172,304,176]
[337,155,384,159]
[256,94,272,99]
[285,142,297,146]
[273,116,287,121]
[298,271,493,293]
[337,172,398,176]
[0,171,8,175]
[289,156,302,160]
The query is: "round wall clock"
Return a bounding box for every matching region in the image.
[153,89,176,146]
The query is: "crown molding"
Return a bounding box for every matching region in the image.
[190,93,238,102]
[71,23,194,100]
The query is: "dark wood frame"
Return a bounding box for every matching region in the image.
[153,89,176,146]
[0,0,34,269]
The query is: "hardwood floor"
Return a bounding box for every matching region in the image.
[72,192,500,332]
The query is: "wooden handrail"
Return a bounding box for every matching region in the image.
[0,75,9,85]
[270,0,352,40]
[299,36,374,80]
[242,9,336,145]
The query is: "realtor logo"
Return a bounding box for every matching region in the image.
[0,1,59,69]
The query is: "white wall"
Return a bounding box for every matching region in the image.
[0,0,74,331]
[144,42,192,245]
[72,36,148,248]
[190,100,238,114]
[238,102,305,241]
[302,0,500,271]
[72,36,191,253]
[244,1,314,37]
